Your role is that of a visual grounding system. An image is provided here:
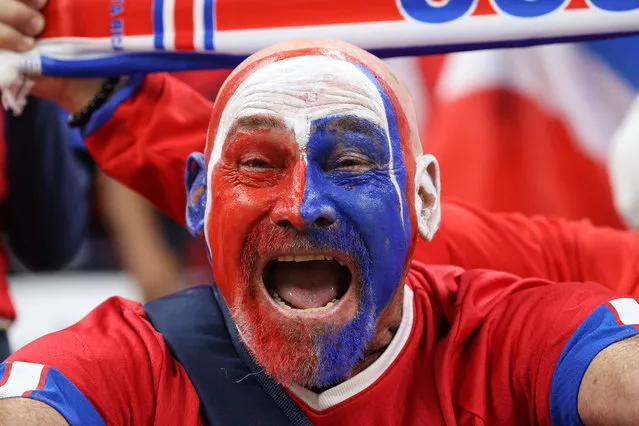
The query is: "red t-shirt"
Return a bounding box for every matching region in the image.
[3,261,637,425]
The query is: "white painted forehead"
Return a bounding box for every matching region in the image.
[209,55,389,167]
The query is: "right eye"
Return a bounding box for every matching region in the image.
[240,158,273,169]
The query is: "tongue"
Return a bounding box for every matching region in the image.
[271,260,344,309]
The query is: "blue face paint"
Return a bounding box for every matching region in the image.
[302,68,412,316]
[301,67,412,386]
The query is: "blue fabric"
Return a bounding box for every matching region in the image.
[583,36,639,90]
[144,285,313,426]
[3,97,94,271]
[0,362,105,425]
[550,303,639,425]
[0,331,10,361]
[401,0,567,22]
[204,0,215,50]
[38,31,639,79]
[81,74,145,138]
[41,53,243,77]
[57,109,86,151]
[153,0,165,50]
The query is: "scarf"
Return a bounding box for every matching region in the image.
[1,0,638,114]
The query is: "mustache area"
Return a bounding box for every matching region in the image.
[233,219,377,388]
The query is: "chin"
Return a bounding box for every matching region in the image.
[229,220,378,388]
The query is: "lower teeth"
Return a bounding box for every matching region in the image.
[271,292,339,312]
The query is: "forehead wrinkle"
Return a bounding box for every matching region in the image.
[235,85,382,115]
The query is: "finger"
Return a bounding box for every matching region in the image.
[0,0,45,37]
[0,24,34,51]
[16,77,35,104]
[20,0,48,11]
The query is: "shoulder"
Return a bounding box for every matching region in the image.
[407,261,524,301]
[46,296,160,353]
[6,295,188,425]
[424,272,635,424]
[7,294,167,394]
[11,296,153,358]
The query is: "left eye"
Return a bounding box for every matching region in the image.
[333,155,374,171]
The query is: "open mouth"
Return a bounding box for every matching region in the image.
[262,255,353,313]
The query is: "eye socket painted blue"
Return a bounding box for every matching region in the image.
[302,63,412,316]
[308,116,391,169]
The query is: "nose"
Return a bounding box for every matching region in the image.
[299,166,338,228]
[271,202,306,230]
[271,198,337,230]
[270,157,307,230]
[300,198,337,228]
[270,157,338,230]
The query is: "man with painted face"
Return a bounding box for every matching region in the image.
[4,0,639,297]
[2,39,639,426]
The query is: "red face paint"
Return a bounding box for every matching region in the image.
[207,117,307,305]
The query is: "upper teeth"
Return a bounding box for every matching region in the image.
[277,255,335,262]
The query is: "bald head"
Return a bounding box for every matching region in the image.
[206,38,423,160]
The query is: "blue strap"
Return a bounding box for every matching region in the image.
[144,285,313,426]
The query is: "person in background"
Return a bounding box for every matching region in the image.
[96,173,184,301]
[0,96,93,357]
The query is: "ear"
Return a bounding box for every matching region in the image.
[184,152,208,237]
[414,154,441,241]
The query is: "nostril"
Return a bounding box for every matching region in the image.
[275,219,294,228]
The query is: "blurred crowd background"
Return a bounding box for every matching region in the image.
[3,37,639,351]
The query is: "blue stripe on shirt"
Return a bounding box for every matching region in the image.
[550,303,639,426]
[0,363,105,426]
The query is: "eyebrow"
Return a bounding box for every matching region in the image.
[228,115,288,138]
[317,115,386,146]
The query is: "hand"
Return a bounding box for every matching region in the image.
[0,0,103,112]
[0,0,44,51]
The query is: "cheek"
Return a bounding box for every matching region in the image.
[206,163,304,303]
[207,173,274,303]
[347,179,408,249]
[334,176,411,312]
